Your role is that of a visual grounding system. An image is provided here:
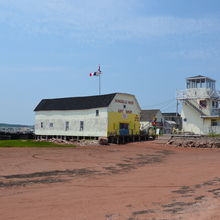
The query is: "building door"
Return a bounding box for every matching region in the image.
[119,123,129,135]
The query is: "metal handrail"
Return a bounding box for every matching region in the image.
[176,89,220,100]
[211,108,220,116]
[185,99,207,116]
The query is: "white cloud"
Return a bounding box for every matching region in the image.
[0,0,219,42]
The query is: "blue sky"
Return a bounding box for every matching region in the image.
[0,0,220,125]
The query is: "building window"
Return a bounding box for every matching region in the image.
[199,100,207,108]
[41,122,44,128]
[211,119,218,126]
[65,121,69,131]
[123,105,126,109]
[96,110,99,116]
[80,121,84,131]
[212,101,218,109]
[186,81,190,88]
[49,123,53,128]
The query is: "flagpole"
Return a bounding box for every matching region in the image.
[98,64,101,95]
[90,65,102,95]
[99,74,101,95]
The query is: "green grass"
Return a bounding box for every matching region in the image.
[0,140,76,148]
[208,133,220,138]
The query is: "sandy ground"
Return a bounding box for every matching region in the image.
[1,139,220,220]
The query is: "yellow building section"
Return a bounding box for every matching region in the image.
[107,112,140,136]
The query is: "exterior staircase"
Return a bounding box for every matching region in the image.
[184,99,207,116]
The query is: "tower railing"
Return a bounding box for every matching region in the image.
[176,89,220,100]
[212,108,220,116]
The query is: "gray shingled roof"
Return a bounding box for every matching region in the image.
[162,112,180,117]
[34,93,117,111]
[187,75,205,79]
[140,109,160,122]
[187,75,215,81]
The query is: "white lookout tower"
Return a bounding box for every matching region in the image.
[177,75,220,134]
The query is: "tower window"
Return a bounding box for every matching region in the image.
[212,101,218,108]
[211,119,218,126]
[186,81,190,88]
[199,100,207,108]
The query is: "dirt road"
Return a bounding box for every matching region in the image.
[1,140,220,220]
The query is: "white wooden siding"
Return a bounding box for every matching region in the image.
[35,107,108,137]
[182,103,220,134]
[108,94,141,114]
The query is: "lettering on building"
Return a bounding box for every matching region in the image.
[115,99,134,105]
[118,109,133,114]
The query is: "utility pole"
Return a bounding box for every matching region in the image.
[176,100,179,116]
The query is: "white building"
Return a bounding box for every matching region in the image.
[34,93,141,139]
[140,109,164,134]
[177,75,220,134]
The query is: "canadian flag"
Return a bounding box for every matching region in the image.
[90,65,102,76]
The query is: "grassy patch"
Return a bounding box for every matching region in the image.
[0,140,76,148]
[208,133,220,137]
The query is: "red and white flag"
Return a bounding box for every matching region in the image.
[90,65,102,76]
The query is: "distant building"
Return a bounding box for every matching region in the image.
[141,109,164,123]
[0,124,33,134]
[34,93,141,139]
[162,112,182,134]
[177,75,220,134]
[163,120,177,134]
[140,109,164,132]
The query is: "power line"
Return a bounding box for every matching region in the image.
[144,98,176,109]
[160,100,177,112]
